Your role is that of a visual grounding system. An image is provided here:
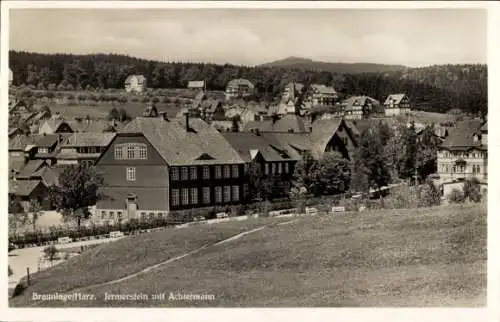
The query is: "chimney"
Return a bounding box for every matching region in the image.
[184,112,190,131]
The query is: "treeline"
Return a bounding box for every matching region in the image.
[9,51,487,115]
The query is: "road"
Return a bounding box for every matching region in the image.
[8,237,124,289]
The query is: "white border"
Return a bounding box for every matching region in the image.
[1,1,497,322]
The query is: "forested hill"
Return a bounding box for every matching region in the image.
[259,56,407,74]
[9,51,487,116]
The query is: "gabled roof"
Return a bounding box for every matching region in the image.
[309,118,345,157]
[311,84,337,95]
[35,134,61,148]
[40,119,73,133]
[121,116,245,165]
[125,74,146,83]
[188,80,205,88]
[227,78,255,89]
[383,93,407,105]
[343,96,380,110]
[441,119,484,150]
[222,132,295,162]
[62,132,116,147]
[243,115,311,133]
[9,134,36,151]
[9,180,46,197]
[17,160,47,178]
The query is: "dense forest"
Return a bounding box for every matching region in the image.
[9,51,487,115]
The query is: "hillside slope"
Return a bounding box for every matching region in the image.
[11,203,486,307]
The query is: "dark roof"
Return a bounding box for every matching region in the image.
[269,133,311,160]
[17,160,46,178]
[227,78,255,89]
[63,132,116,147]
[9,159,26,177]
[222,132,295,162]
[96,187,169,211]
[441,119,484,150]
[343,96,380,110]
[344,120,361,137]
[310,118,348,157]
[9,180,45,197]
[35,134,61,148]
[122,116,245,165]
[243,115,311,133]
[9,134,36,151]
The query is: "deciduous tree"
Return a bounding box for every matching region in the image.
[49,164,103,229]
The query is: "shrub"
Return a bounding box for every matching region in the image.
[43,245,59,262]
[448,188,465,204]
[463,177,482,202]
[418,178,441,207]
[12,282,27,297]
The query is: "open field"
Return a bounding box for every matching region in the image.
[409,110,450,125]
[47,102,184,120]
[10,203,486,307]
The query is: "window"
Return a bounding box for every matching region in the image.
[232,185,240,201]
[117,211,122,219]
[203,187,211,204]
[127,145,135,159]
[157,213,163,220]
[101,211,106,219]
[39,148,48,154]
[243,184,249,197]
[215,166,222,179]
[278,163,282,174]
[232,165,239,178]
[223,165,231,178]
[171,189,180,206]
[272,163,276,174]
[182,188,189,205]
[149,212,155,221]
[115,143,148,160]
[140,212,146,221]
[244,163,249,174]
[265,164,269,175]
[190,188,198,204]
[171,168,179,180]
[477,165,481,173]
[215,186,222,203]
[126,167,136,181]
[224,186,231,202]
[139,145,147,159]
[190,167,197,180]
[181,167,189,180]
[203,166,210,179]
[284,162,290,173]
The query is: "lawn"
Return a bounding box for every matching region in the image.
[10,203,486,307]
[9,215,292,307]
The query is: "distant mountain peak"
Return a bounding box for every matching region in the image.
[259,57,407,74]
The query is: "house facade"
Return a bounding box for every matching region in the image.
[225,79,255,100]
[39,119,74,135]
[187,80,206,91]
[342,96,379,120]
[124,75,147,93]
[309,84,338,106]
[57,133,116,166]
[384,93,411,116]
[94,113,247,223]
[436,120,487,197]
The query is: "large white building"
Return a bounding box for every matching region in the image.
[383,93,411,116]
[124,75,147,93]
[436,119,487,197]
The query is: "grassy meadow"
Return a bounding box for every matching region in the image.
[10,203,486,307]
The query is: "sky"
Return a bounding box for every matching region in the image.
[9,8,487,67]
